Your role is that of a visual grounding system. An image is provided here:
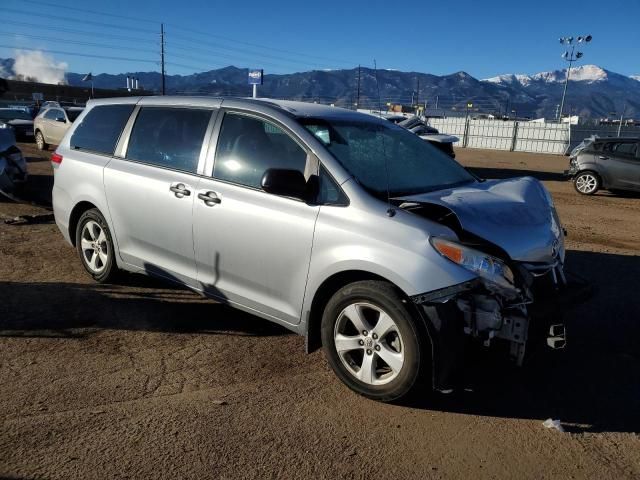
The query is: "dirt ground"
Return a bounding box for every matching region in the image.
[1,144,639,479]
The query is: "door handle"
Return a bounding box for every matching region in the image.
[599,156,609,160]
[198,191,221,206]
[170,183,191,197]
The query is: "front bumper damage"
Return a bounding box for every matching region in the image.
[412,259,589,390]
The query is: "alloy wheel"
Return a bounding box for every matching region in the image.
[80,220,109,273]
[333,302,405,386]
[575,173,598,194]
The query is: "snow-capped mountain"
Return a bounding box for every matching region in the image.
[2,57,639,119]
[484,65,611,85]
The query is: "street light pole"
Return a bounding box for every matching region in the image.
[557,35,592,122]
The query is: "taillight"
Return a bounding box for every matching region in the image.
[51,152,63,165]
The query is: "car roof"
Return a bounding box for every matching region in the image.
[86,96,387,123]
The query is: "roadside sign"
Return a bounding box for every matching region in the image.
[248,69,263,85]
[32,92,44,101]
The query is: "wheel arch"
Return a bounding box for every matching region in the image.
[304,270,434,357]
[68,201,99,246]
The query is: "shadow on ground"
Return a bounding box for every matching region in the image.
[0,273,288,339]
[417,249,640,434]
[0,250,638,433]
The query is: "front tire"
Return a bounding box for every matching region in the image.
[321,280,428,402]
[574,171,600,195]
[35,130,48,151]
[75,208,118,283]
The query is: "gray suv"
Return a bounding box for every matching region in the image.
[52,97,569,401]
[566,137,640,195]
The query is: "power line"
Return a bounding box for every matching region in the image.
[14,0,159,25]
[0,7,157,34]
[0,44,157,64]
[5,19,158,44]
[0,32,158,56]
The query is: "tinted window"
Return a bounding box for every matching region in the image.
[126,107,212,173]
[66,109,83,122]
[70,104,134,155]
[613,142,637,157]
[213,113,307,188]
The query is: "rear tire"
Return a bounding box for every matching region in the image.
[574,171,600,195]
[75,208,118,283]
[321,280,428,402]
[35,131,48,151]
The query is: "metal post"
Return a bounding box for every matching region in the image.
[356,65,361,111]
[617,104,626,136]
[160,23,166,95]
[91,80,94,98]
[558,45,574,122]
[252,84,257,99]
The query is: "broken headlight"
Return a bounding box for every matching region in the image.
[430,237,515,290]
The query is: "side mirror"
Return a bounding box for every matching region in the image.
[261,168,308,200]
[55,117,66,123]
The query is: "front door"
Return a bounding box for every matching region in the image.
[193,112,319,324]
[600,141,640,190]
[104,106,215,287]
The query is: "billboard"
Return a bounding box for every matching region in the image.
[248,69,263,85]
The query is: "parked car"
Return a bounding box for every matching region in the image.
[52,97,571,402]
[0,124,28,197]
[565,136,640,195]
[0,108,35,141]
[34,106,84,150]
[385,115,459,158]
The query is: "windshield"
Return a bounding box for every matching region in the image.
[0,110,32,121]
[301,117,474,197]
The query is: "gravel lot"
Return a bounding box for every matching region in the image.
[1,144,639,479]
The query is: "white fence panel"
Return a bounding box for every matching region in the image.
[428,118,466,145]
[514,122,569,154]
[467,120,515,150]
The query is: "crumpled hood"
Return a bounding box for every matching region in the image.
[398,177,564,263]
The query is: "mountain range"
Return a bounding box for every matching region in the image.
[2,57,639,119]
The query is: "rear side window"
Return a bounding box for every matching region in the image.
[44,109,59,120]
[213,113,307,188]
[70,104,135,155]
[126,107,212,174]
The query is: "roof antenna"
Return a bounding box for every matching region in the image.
[373,59,395,218]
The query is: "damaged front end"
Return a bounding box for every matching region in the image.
[399,177,584,389]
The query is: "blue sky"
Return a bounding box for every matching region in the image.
[1,0,638,78]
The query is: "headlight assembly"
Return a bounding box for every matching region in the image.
[430,237,515,290]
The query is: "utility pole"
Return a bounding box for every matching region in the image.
[355,65,361,110]
[160,23,166,95]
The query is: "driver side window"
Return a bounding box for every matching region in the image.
[212,113,307,189]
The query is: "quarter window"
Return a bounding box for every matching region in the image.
[70,104,135,155]
[213,113,307,189]
[126,107,212,174]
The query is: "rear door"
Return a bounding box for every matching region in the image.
[104,105,217,287]
[48,108,68,144]
[192,111,319,324]
[599,141,640,190]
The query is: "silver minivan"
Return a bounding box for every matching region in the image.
[52,97,569,401]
